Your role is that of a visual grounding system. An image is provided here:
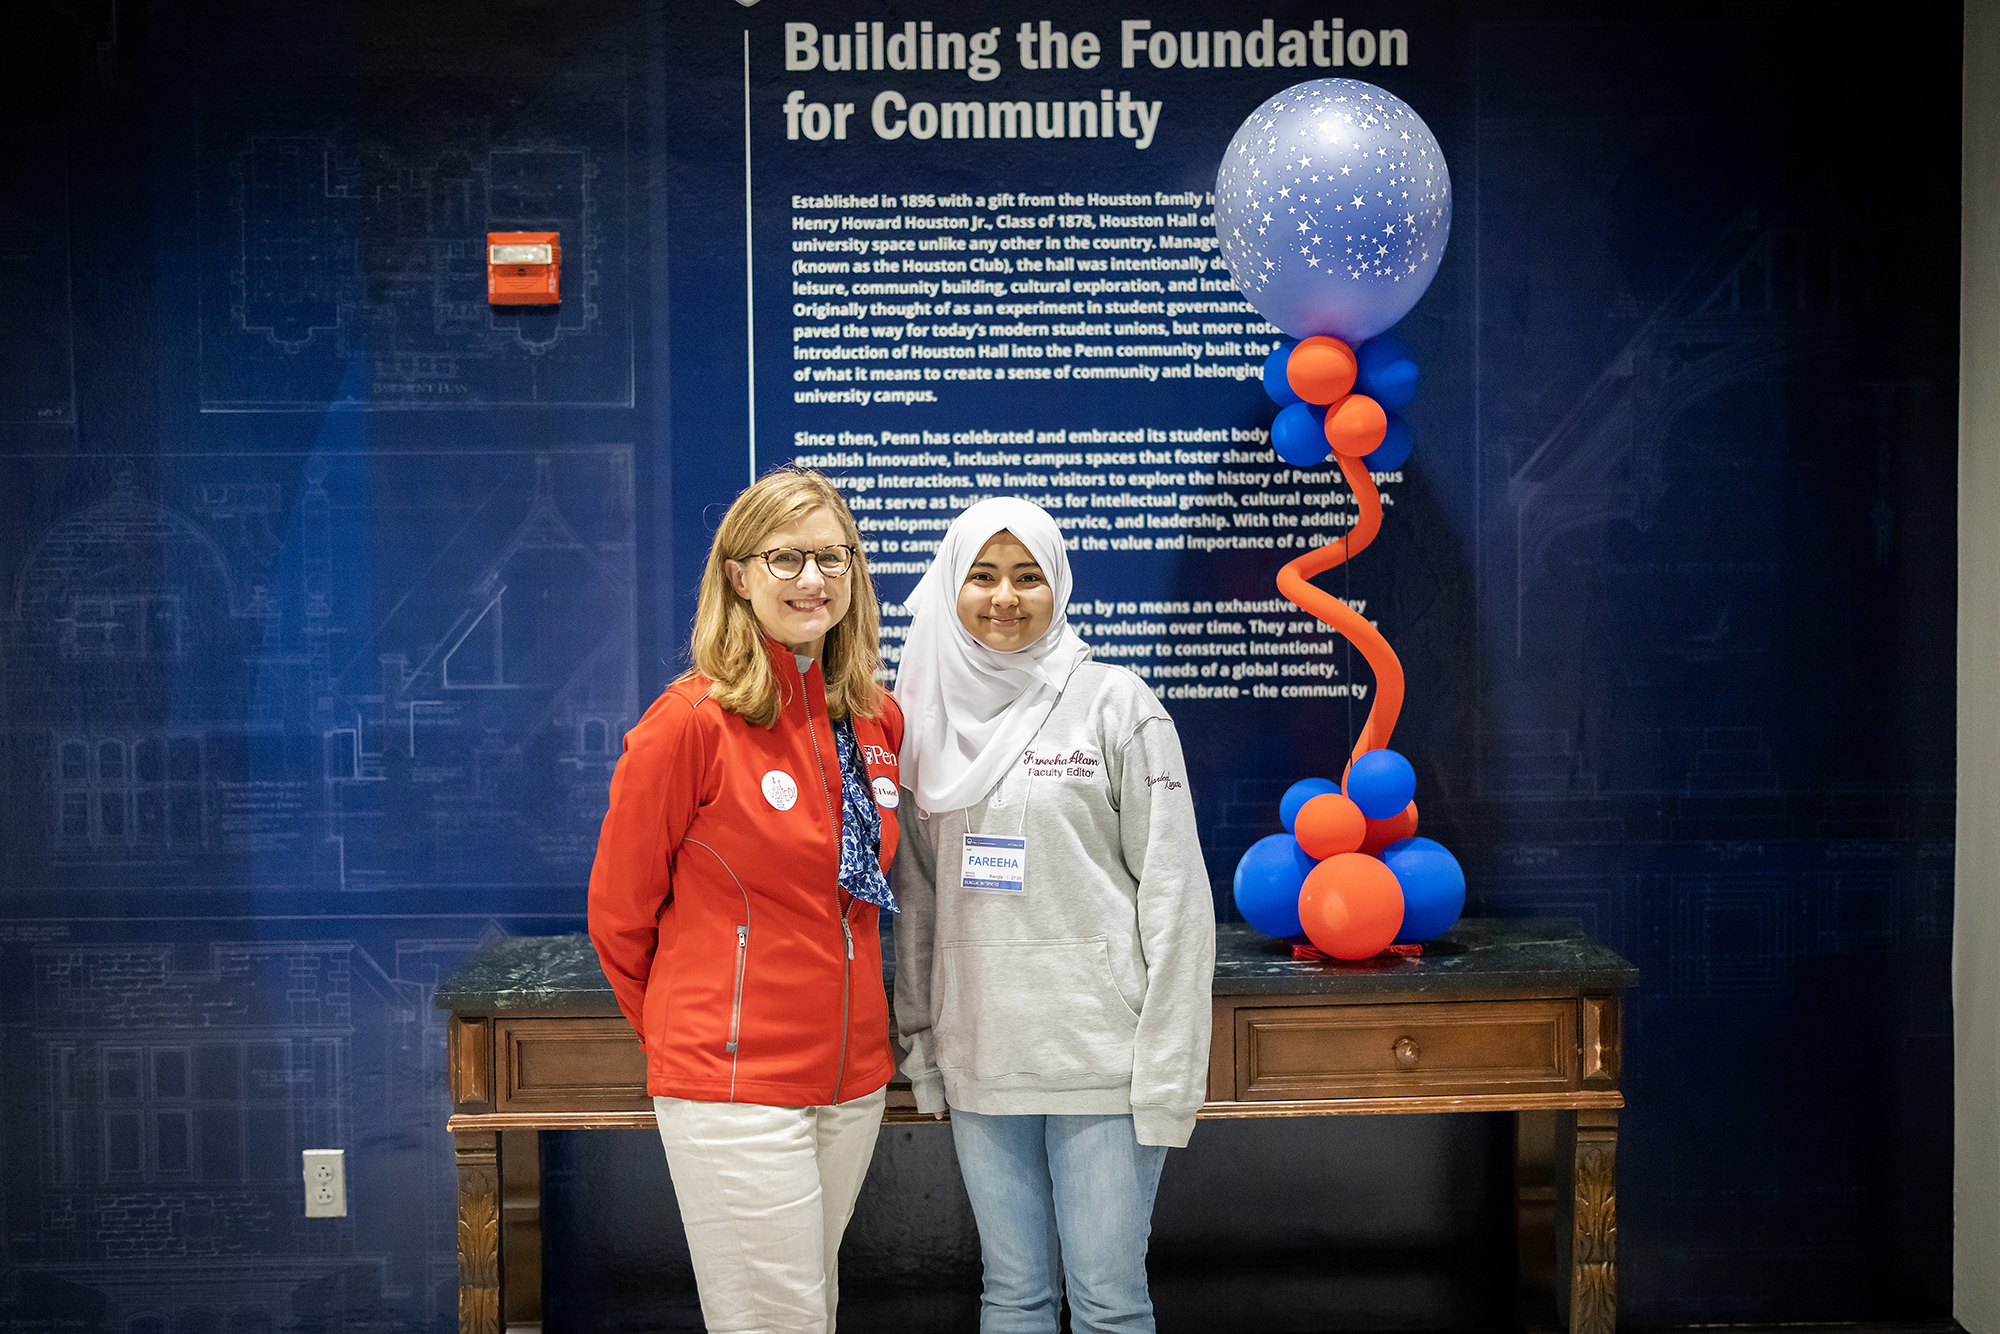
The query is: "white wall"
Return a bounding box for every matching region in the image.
[1959,3,2000,1328]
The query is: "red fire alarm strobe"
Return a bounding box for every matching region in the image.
[487,231,560,305]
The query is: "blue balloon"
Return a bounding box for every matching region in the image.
[1279,777,1340,831]
[1214,78,1453,342]
[1355,337,1420,407]
[1364,411,1412,472]
[1345,748,1416,819]
[1262,341,1301,407]
[1233,833,1315,937]
[1272,402,1330,466]
[1383,841,1465,943]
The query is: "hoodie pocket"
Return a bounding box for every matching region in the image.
[934,936,1140,1086]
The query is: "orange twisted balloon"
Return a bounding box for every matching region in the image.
[1274,451,1405,774]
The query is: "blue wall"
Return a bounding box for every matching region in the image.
[0,1,1958,1330]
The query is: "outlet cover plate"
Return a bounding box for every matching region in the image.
[303,1148,347,1217]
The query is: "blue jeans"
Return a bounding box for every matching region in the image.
[949,1110,1169,1334]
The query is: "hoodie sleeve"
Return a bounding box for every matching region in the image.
[890,801,947,1114]
[1115,714,1217,1147]
[586,694,709,1042]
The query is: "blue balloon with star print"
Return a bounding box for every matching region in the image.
[1214,78,1452,343]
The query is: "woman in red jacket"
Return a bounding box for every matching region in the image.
[588,466,903,1334]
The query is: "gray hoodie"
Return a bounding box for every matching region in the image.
[891,661,1217,1147]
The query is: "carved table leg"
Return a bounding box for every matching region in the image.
[501,1129,544,1332]
[1553,1109,1618,1334]
[456,1130,502,1334]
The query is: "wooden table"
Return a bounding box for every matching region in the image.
[438,919,1636,1334]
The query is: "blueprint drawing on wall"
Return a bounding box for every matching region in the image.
[0,447,639,894]
[0,112,77,426]
[0,911,582,1334]
[195,72,632,411]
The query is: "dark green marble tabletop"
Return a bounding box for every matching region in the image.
[433,918,1637,1014]
[1206,917,1637,994]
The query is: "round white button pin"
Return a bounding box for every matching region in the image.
[762,770,799,811]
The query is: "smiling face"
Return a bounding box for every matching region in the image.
[724,507,854,660]
[956,530,1055,651]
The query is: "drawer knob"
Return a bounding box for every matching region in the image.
[1393,1036,1421,1068]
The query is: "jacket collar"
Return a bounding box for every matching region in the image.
[762,634,828,719]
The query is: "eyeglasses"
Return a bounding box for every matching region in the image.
[740,544,856,579]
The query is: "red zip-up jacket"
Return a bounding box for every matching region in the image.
[587,638,903,1105]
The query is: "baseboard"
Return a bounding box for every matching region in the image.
[1623,1323,1962,1334]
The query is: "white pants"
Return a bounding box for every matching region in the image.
[653,1087,887,1334]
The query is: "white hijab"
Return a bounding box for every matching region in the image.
[897,497,1093,813]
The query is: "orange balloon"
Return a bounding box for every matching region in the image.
[1277,454,1406,758]
[1358,800,1419,854]
[1298,854,1406,959]
[1294,793,1366,860]
[1324,393,1388,457]
[1285,336,1358,405]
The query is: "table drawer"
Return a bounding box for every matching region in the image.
[495,1017,652,1113]
[1234,998,1578,1101]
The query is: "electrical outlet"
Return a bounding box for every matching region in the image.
[303,1149,347,1217]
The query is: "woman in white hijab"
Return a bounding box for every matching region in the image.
[893,496,1216,1334]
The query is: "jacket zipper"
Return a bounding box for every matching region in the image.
[725,925,748,1054]
[684,838,753,1101]
[799,665,854,1105]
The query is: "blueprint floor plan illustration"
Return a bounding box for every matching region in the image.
[196,73,632,411]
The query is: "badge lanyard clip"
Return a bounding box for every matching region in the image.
[961,762,1031,894]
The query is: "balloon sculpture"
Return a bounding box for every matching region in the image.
[1218,78,1465,960]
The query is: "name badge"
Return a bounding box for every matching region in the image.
[961,834,1026,894]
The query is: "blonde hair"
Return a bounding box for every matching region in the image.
[688,466,884,726]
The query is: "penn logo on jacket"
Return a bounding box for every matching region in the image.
[762,770,799,811]
[872,776,899,809]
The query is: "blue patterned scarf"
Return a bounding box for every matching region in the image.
[833,719,896,913]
